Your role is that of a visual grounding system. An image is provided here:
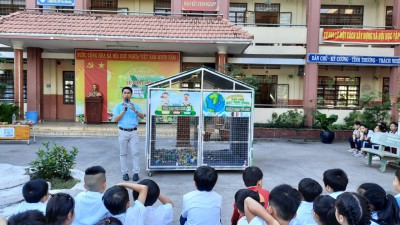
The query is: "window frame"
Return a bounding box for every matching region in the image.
[386,6,393,27]
[0,69,27,103]
[63,71,75,105]
[317,76,360,108]
[154,0,171,15]
[320,5,364,28]
[229,3,247,24]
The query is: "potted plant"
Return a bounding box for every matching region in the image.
[312,110,338,144]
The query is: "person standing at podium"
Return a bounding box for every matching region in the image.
[113,87,145,182]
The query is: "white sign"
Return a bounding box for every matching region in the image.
[0,128,15,138]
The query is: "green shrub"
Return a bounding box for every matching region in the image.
[30,142,78,180]
[358,91,390,129]
[267,109,306,128]
[312,110,338,132]
[343,110,362,130]
[0,103,19,124]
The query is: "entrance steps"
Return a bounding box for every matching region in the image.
[0,164,30,206]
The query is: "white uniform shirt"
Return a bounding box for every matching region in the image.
[72,191,109,225]
[124,200,146,225]
[15,201,47,215]
[144,203,173,225]
[329,191,344,199]
[182,190,222,225]
[289,201,316,225]
[238,216,266,225]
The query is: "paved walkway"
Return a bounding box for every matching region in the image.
[0,137,397,224]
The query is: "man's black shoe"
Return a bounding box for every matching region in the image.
[132,173,139,181]
[122,174,129,181]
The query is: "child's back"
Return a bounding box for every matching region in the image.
[181,166,221,225]
[15,179,49,215]
[73,166,109,225]
[132,179,173,225]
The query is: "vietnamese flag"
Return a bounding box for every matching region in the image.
[84,60,108,121]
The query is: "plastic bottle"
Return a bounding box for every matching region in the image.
[12,113,16,125]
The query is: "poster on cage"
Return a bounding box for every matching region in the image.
[202,92,252,117]
[150,90,201,116]
[75,50,180,122]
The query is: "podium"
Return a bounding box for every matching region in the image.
[85,97,103,124]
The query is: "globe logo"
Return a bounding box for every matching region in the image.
[203,93,225,113]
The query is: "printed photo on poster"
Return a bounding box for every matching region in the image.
[150,90,201,116]
[203,92,252,117]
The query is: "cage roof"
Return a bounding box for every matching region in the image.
[147,66,255,90]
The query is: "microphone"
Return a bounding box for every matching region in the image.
[124,98,129,111]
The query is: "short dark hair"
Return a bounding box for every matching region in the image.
[8,210,46,225]
[243,166,263,187]
[22,179,48,203]
[353,121,361,126]
[395,169,400,182]
[84,166,106,192]
[335,192,371,225]
[94,217,123,225]
[269,184,301,221]
[235,189,260,213]
[102,186,129,215]
[194,166,218,192]
[323,168,348,192]
[132,179,160,206]
[298,178,323,202]
[121,87,132,94]
[46,193,75,225]
[313,195,340,225]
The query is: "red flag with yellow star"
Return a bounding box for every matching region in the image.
[84,60,108,121]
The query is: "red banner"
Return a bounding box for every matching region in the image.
[76,50,180,62]
[182,0,218,11]
[322,28,400,43]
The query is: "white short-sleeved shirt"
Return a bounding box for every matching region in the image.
[370,212,379,225]
[289,201,316,225]
[182,190,222,225]
[144,204,173,225]
[124,200,146,225]
[238,216,266,225]
[329,191,344,199]
[15,201,47,215]
[72,191,110,225]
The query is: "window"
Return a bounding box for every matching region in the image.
[254,3,280,26]
[279,12,291,26]
[320,5,363,27]
[0,0,25,15]
[253,75,278,107]
[229,3,246,24]
[386,6,393,27]
[317,76,360,107]
[63,71,75,104]
[383,77,389,102]
[154,0,171,15]
[0,70,27,103]
[91,0,117,11]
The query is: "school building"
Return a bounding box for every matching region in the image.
[0,0,399,125]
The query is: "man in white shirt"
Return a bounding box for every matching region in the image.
[15,179,49,215]
[72,166,110,225]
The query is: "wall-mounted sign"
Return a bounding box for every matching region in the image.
[36,0,75,6]
[322,28,400,44]
[182,0,218,11]
[307,54,400,66]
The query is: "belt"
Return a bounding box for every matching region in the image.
[119,127,137,132]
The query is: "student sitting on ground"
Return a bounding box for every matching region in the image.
[393,169,400,208]
[15,179,49,214]
[231,166,270,225]
[7,210,47,225]
[132,179,173,225]
[73,166,110,225]
[46,192,75,225]
[234,189,278,225]
[335,192,371,225]
[290,178,323,225]
[348,121,361,153]
[244,184,301,225]
[180,165,222,225]
[323,168,348,199]
[103,183,148,225]
[312,195,340,225]
[94,217,123,225]
[357,183,400,225]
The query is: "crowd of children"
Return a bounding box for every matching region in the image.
[3,165,400,225]
[348,121,398,159]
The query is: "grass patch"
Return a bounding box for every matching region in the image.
[48,177,79,189]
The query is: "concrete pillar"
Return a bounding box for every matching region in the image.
[25,0,36,9]
[27,48,43,121]
[216,46,228,73]
[303,0,321,127]
[219,0,229,19]
[390,0,400,123]
[13,48,24,119]
[75,0,90,11]
[171,0,182,14]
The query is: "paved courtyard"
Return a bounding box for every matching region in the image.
[0,137,397,224]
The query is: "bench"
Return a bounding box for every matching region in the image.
[361,132,400,172]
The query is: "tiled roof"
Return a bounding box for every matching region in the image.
[0,11,253,41]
